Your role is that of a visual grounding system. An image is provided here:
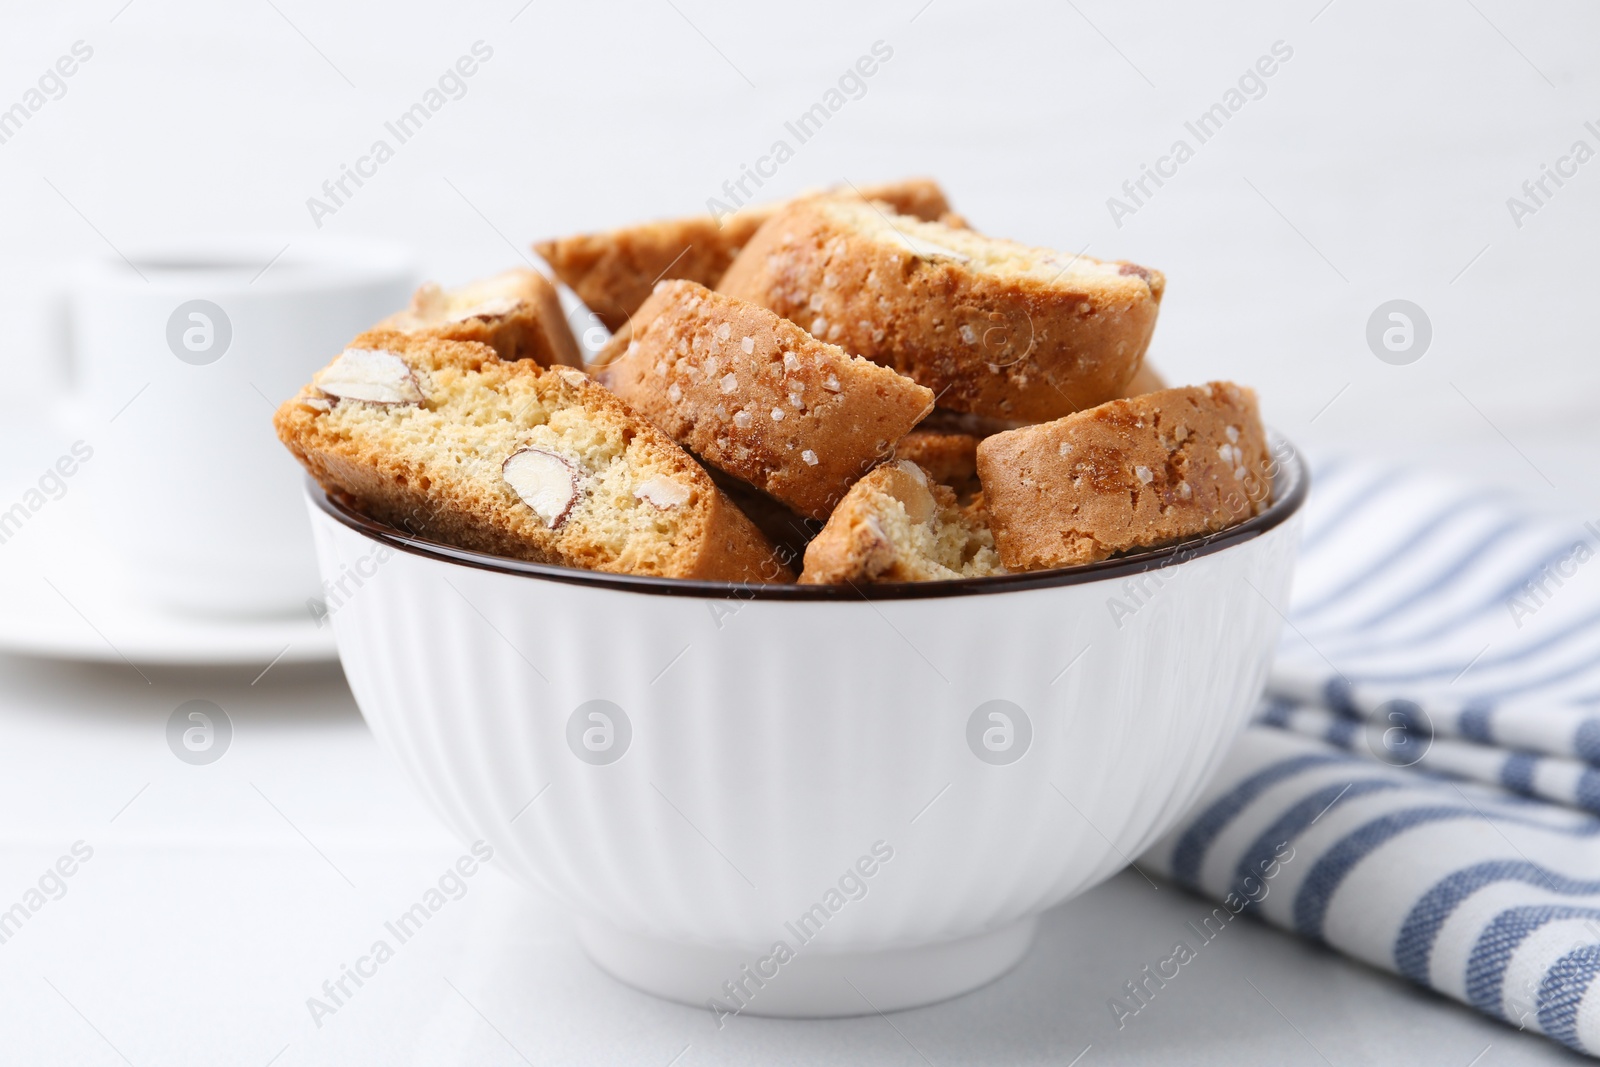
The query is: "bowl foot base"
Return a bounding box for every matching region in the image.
[577,916,1038,1018]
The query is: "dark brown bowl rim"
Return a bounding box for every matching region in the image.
[308,432,1309,601]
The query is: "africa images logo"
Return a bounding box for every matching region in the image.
[166,700,232,765]
[1365,299,1431,366]
[166,300,232,366]
[966,700,1032,765]
[566,700,631,765]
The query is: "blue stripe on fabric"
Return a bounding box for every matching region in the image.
[1576,719,1600,765]
[1459,703,1495,744]
[1483,788,1561,809]
[1294,805,1600,941]
[1257,698,1294,728]
[1231,780,1402,911]
[1466,904,1600,1017]
[1471,650,1600,705]
[1320,534,1582,659]
[1537,944,1600,1052]
[1292,498,1485,620]
[1385,699,1426,734]
[1422,539,1597,644]
[1326,717,1361,750]
[1500,657,1600,704]
[1484,542,1596,614]
[1294,806,1476,939]
[1324,677,1357,716]
[1576,771,1600,815]
[1343,603,1600,687]
[1328,518,1527,633]
[1168,754,1350,888]
[1394,861,1600,985]
[1502,753,1539,796]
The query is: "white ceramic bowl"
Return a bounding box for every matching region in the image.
[305,438,1308,1017]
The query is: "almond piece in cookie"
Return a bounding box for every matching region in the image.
[365,268,582,368]
[274,332,791,582]
[534,178,953,332]
[975,382,1270,570]
[313,347,424,405]
[718,196,1163,423]
[596,280,935,520]
[892,430,981,503]
[799,461,1004,585]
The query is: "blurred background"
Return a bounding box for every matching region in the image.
[3,0,1596,506]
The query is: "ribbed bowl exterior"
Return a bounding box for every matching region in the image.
[310,496,1301,954]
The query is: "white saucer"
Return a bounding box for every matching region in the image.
[0,446,337,668]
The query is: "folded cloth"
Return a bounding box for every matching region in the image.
[1140,460,1600,1057]
[1261,698,1600,815]
[1269,461,1600,762]
[1142,726,1600,1055]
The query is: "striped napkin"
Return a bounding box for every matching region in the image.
[1140,460,1600,1056]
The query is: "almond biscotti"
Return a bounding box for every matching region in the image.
[799,461,1003,584]
[704,467,819,572]
[365,268,582,369]
[975,383,1270,570]
[534,178,952,332]
[902,364,1166,497]
[717,196,1164,423]
[596,280,935,520]
[274,332,791,582]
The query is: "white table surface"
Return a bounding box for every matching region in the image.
[0,653,1585,1067]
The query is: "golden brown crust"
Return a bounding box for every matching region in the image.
[704,466,819,572]
[975,382,1271,570]
[365,268,582,368]
[595,280,934,520]
[534,179,952,332]
[717,197,1164,423]
[273,333,790,583]
[799,461,1003,585]
[892,430,980,502]
[683,487,796,582]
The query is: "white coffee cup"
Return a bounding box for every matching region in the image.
[60,236,414,616]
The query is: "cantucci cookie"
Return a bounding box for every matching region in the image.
[892,430,981,502]
[596,280,935,520]
[717,196,1163,423]
[975,382,1270,570]
[273,332,791,582]
[799,461,1003,585]
[704,467,819,572]
[364,268,582,368]
[534,178,952,331]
